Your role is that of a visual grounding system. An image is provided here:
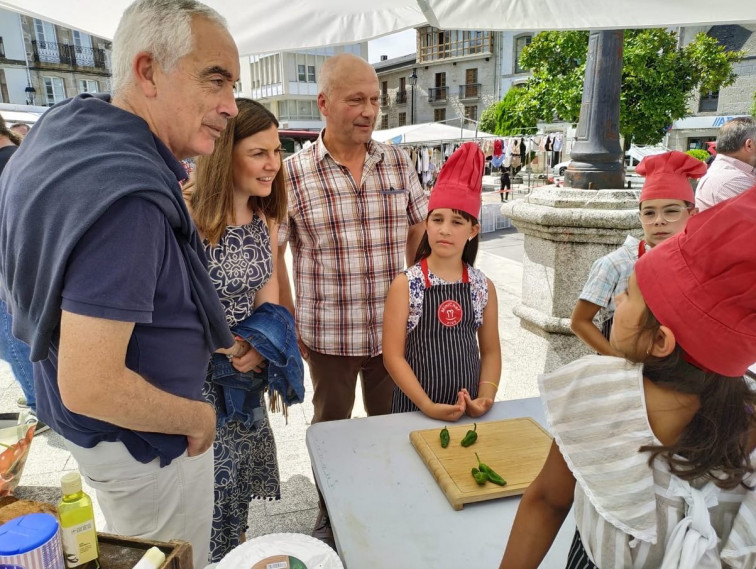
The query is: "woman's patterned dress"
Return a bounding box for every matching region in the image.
[203,213,281,562]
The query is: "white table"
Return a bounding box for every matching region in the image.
[306,398,575,568]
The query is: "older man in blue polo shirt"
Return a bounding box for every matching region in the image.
[0,1,239,565]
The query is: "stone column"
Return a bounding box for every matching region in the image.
[501,188,641,392]
[565,30,625,190]
[500,30,640,394]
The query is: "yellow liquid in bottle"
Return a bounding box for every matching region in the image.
[58,474,100,569]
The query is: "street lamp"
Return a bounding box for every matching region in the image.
[408,69,418,125]
[24,85,36,105]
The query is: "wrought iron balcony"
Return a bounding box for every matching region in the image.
[32,40,107,70]
[380,93,389,106]
[459,83,481,99]
[428,86,448,103]
[395,90,408,104]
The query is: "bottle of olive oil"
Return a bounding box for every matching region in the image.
[58,472,100,569]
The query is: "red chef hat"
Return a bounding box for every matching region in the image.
[428,142,484,219]
[636,151,707,204]
[635,184,756,377]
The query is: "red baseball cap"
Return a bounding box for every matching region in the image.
[428,142,483,219]
[636,151,707,204]
[635,184,756,376]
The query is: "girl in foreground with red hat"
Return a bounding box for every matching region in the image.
[383,142,502,421]
[571,151,707,356]
[500,186,756,568]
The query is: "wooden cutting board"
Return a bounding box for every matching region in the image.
[409,418,552,510]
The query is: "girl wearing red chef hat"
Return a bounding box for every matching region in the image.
[383,142,501,422]
[501,184,756,568]
[572,151,707,356]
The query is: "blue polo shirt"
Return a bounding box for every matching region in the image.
[0,94,232,466]
[34,196,210,465]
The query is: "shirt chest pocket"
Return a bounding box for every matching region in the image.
[374,187,409,225]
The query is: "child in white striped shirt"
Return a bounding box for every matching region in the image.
[502,182,756,569]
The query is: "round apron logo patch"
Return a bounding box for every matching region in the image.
[437,300,463,327]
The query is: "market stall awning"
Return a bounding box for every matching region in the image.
[2,1,755,56]
[0,104,47,127]
[373,122,495,144]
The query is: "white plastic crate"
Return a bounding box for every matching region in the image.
[479,203,511,233]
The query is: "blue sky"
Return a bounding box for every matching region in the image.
[367,30,416,63]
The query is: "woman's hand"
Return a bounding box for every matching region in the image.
[216,336,250,357]
[461,388,494,418]
[230,339,266,373]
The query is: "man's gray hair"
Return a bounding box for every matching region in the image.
[717,116,756,155]
[111,0,227,96]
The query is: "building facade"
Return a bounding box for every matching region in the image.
[667,25,756,151]
[374,28,500,130]
[374,28,537,131]
[498,31,537,94]
[238,44,367,131]
[0,8,111,107]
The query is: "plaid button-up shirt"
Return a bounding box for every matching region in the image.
[579,234,643,325]
[280,134,428,357]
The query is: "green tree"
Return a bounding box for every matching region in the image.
[751,91,756,116]
[479,88,537,136]
[516,29,743,148]
[478,104,498,134]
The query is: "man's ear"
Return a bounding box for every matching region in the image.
[317,92,328,117]
[649,325,676,358]
[132,51,159,97]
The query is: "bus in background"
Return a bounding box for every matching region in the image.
[279,129,319,158]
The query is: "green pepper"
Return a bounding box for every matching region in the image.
[475,452,507,486]
[460,423,478,447]
[471,467,488,485]
[440,426,450,448]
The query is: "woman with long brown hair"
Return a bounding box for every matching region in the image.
[183,98,287,561]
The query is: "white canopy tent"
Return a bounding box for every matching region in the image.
[2,1,755,55]
[0,104,46,127]
[373,122,495,145]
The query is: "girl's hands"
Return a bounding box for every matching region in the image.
[421,391,466,422]
[461,388,494,418]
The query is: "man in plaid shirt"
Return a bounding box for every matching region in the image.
[278,53,427,543]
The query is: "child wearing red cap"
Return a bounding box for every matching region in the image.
[501,186,756,568]
[571,151,707,355]
[383,142,502,421]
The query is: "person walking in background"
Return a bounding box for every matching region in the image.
[500,183,756,569]
[277,53,428,546]
[500,166,511,202]
[184,98,301,561]
[384,142,501,422]
[0,1,239,565]
[695,116,756,211]
[571,152,705,355]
